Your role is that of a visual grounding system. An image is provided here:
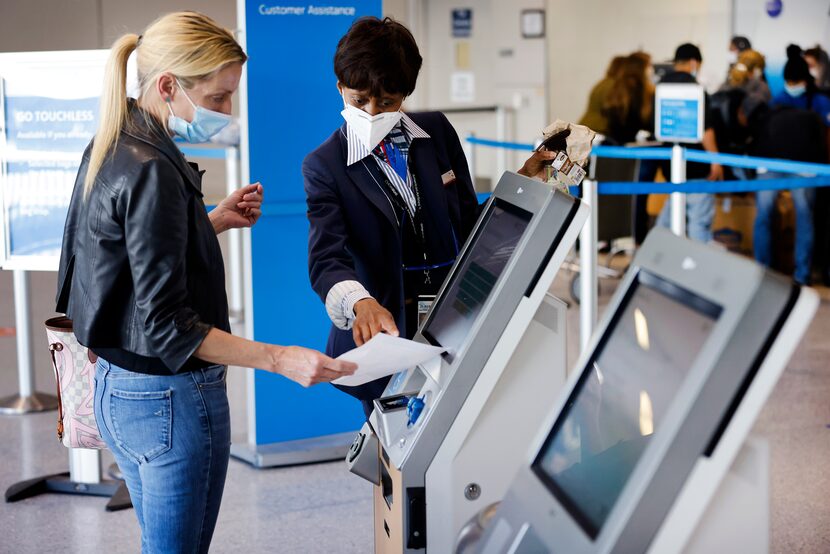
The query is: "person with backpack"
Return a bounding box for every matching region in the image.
[740,91,827,284]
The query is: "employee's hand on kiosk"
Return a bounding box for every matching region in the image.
[352,298,399,346]
[209,182,264,233]
[270,345,358,387]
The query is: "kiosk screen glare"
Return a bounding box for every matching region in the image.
[424,201,531,361]
[532,272,721,538]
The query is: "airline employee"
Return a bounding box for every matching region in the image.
[303,16,552,417]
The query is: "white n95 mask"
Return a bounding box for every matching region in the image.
[341,102,403,151]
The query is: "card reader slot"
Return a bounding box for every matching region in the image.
[703,283,800,457]
[377,393,412,413]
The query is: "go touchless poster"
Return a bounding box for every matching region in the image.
[0,50,107,269]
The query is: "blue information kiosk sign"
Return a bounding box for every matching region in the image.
[655,83,704,144]
[236,1,381,466]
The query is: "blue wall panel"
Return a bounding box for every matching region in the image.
[252,213,363,443]
[244,1,382,445]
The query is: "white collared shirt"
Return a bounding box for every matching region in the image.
[345,112,430,214]
[325,113,431,331]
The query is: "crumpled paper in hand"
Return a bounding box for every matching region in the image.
[542,120,596,165]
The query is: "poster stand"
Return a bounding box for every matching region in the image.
[5,448,131,511]
[0,270,57,414]
[0,49,130,510]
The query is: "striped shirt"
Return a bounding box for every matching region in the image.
[345,113,430,217]
[326,113,431,331]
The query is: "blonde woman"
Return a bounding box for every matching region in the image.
[56,12,356,552]
[724,49,771,101]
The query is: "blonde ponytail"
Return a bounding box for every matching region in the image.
[83,12,246,197]
[84,34,138,197]
[729,49,766,88]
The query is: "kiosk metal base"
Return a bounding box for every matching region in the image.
[0,392,58,415]
[374,446,406,554]
[5,472,132,512]
[230,431,356,468]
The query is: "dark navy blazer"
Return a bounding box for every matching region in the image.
[303,111,479,407]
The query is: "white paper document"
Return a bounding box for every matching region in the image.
[332,333,445,387]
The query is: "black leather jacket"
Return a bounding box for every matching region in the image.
[56,103,230,374]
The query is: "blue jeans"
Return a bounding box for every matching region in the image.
[94,358,231,554]
[656,190,715,243]
[753,172,815,283]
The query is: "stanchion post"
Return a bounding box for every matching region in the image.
[0,270,57,414]
[579,178,599,353]
[69,449,102,484]
[225,146,244,323]
[495,106,507,188]
[464,133,477,189]
[670,144,687,237]
[14,270,33,397]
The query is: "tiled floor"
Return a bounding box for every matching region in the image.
[0,264,828,553]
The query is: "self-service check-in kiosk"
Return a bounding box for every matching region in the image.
[470,228,818,554]
[346,171,588,553]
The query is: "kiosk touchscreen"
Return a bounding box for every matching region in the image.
[345,171,588,553]
[473,228,818,554]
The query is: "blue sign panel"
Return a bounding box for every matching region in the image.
[244,0,381,445]
[3,95,98,258]
[0,50,108,269]
[452,8,473,38]
[5,96,98,152]
[658,98,701,143]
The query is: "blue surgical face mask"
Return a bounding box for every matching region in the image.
[167,79,232,143]
[785,82,807,98]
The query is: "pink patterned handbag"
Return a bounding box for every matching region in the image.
[45,316,106,449]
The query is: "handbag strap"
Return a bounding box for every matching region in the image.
[48,343,65,442]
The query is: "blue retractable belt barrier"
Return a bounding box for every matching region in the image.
[178,146,229,160]
[567,176,830,197]
[682,149,830,176]
[465,137,537,151]
[590,145,674,160]
[465,136,830,195]
[466,137,830,175]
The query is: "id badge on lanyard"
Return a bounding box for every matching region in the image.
[417,294,436,329]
